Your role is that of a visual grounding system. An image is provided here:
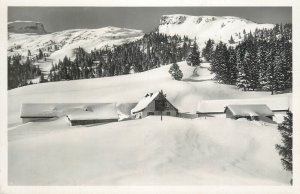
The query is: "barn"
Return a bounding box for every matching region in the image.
[131,91,178,119]
[224,104,274,121]
[20,103,58,123]
[20,103,120,125]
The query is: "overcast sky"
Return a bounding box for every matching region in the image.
[8,7,292,33]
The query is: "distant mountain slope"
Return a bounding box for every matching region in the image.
[8,21,47,34]
[158,14,275,48]
[8,25,144,62]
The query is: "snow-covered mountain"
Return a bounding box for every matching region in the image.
[159,14,275,48]
[8,21,47,34]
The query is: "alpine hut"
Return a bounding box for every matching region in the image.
[131,91,178,119]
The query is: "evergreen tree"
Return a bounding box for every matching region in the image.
[243,50,259,90]
[169,63,183,80]
[229,35,235,44]
[264,48,276,95]
[38,48,43,59]
[275,110,293,178]
[40,72,46,83]
[257,42,268,89]
[236,69,250,91]
[187,40,201,66]
[210,42,229,83]
[227,47,238,85]
[202,39,214,61]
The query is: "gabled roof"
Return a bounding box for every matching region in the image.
[131,92,160,114]
[225,104,274,117]
[197,97,290,114]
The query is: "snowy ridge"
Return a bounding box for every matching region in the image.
[159,14,274,48]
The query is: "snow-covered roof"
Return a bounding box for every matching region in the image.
[225,104,274,117]
[20,103,58,118]
[20,103,119,120]
[131,92,160,114]
[67,103,119,120]
[197,97,290,113]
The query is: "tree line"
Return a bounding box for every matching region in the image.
[8,55,42,89]
[48,32,194,82]
[205,24,292,94]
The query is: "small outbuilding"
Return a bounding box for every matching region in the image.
[131,91,178,119]
[224,104,274,121]
[197,97,290,118]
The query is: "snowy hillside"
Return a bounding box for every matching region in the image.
[8,61,291,127]
[8,61,292,185]
[8,25,144,72]
[159,14,274,48]
[8,21,47,34]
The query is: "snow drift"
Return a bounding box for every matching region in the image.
[8,116,291,185]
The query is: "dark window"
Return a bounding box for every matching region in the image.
[166,112,170,116]
[147,112,154,116]
[165,102,170,108]
[155,99,166,111]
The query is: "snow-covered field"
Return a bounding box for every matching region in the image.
[8,116,291,185]
[8,61,292,185]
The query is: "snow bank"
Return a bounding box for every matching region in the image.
[8,116,291,185]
